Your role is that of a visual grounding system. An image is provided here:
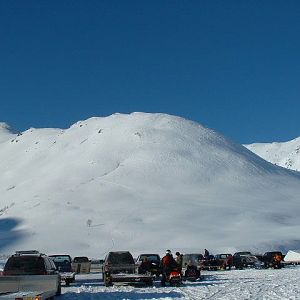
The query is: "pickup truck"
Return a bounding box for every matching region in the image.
[135,254,161,276]
[0,250,61,300]
[0,275,60,300]
[199,255,225,271]
[102,251,153,287]
[49,254,76,286]
[72,256,91,274]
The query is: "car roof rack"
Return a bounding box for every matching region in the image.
[15,250,41,256]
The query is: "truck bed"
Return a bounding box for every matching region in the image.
[110,273,153,286]
[0,275,59,299]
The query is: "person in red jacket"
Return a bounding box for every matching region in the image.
[160,250,177,286]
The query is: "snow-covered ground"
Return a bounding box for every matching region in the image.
[246,137,300,172]
[1,256,300,299]
[61,267,300,300]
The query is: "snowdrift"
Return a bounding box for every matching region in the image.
[0,113,300,257]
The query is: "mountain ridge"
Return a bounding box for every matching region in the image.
[246,137,300,172]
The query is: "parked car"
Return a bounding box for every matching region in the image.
[102,251,153,287]
[90,259,104,273]
[260,251,284,269]
[72,256,91,274]
[49,254,76,286]
[4,250,59,277]
[2,250,61,296]
[135,254,161,276]
[214,254,233,270]
[232,251,262,269]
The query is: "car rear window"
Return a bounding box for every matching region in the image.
[139,255,160,262]
[107,252,134,264]
[49,255,72,263]
[217,254,229,259]
[265,252,282,256]
[4,256,45,275]
[73,256,89,263]
[235,252,252,256]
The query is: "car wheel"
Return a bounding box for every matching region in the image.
[104,274,112,287]
[56,282,62,296]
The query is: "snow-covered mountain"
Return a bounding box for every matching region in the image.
[1,113,300,258]
[246,137,300,172]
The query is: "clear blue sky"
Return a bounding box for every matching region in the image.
[0,0,299,143]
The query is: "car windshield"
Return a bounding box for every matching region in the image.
[4,256,45,275]
[265,252,281,256]
[216,254,230,259]
[139,255,160,262]
[107,252,134,264]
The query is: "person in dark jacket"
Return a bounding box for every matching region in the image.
[204,249,210,259]
[184,260,200,280]
[138,257,152,274]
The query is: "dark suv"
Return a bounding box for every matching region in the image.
[3,250,61,295]
[261,252,284,269]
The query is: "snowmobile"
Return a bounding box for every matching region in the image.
[161,268,182,287]
[184,266,200,281]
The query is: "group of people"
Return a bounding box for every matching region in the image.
[160,249,204,283]
[138,249,209,284]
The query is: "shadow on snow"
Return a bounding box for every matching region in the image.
[61,290,183,299]
[0,217,28,252]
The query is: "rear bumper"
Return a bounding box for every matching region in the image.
[110,274,153,285]
[60,272,76,281]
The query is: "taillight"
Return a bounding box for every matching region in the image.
[15,297,41,300]
[104,263,110,272]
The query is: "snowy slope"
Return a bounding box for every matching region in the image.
[246,137,300,172]
[1,113,300,258]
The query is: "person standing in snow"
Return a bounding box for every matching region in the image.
[160,250,177,286]
[138,257,152,274]
[175,251,183,270]
[204,249,210,259]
